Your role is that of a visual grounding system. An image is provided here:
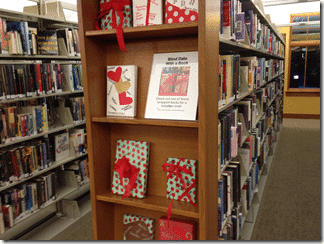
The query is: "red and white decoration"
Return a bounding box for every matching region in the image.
[111,140,150,199]
[165,0,198,24]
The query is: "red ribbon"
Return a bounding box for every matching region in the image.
[95,0,131,52]
[162,159,198,221]
[114,156,139,199]
[145,0,151,26]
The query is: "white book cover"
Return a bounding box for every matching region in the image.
[145,51,198,121]
[60,64,74,91]
[133,0,163,27]
[55,132,69,161]
[106,65,138,117]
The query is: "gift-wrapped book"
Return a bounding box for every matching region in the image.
[124,214,154,240]
[159,216,195,240]
[111,140,150,199]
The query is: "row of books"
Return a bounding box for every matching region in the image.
[217,77,282,177]
[220,0,285,57]
[0,171,58,232]
[0,62,83,100]
[0,137,53,186]
[218,54,284,107]
[62,96,86,124]
[0,127,87,187]
[0,17,80,56]
[217,96,282,240]
[0,104,48,144]
[0,95,86,144]
[52,129,87,163]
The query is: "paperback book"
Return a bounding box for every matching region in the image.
[106,65,138,117]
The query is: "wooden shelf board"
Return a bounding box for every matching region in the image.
[96,192,199,219]
[92,116,198,128]
[85,22,198,40]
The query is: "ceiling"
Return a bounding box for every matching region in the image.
[261,0,320,7]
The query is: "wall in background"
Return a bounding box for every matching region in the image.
[278,26,320,119]
[263,2,320,25]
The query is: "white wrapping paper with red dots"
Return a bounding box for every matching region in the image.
[99,0,133,30]
[166,158,197,203]
[123,213,154,240]
[165,0,198,24]
[111,139,150,198]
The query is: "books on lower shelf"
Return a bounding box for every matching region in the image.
[145,51,199,121]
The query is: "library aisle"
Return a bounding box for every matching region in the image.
[251,118,321,240]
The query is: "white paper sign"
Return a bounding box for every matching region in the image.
[145,51,198,121]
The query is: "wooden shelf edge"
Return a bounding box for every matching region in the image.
[92,116,198,128]
[96,193,199,219]
[85,22,198,40]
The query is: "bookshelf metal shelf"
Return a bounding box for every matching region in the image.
[240,125,282,240]
[0,91,84,104]
[0,152,88,192]
[0,54,81,60]
[0,8,78,27]
[0,121,86,149]
[0,182,90,240]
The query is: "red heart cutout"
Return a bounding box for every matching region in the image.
[107,67,122,83]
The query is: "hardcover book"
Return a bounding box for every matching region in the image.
[37,30,58,55]
[106,65,137,117]
[145,52,198,121]
[123,214,154,240]
[163,157,197,204]
[99,0,132,30]
[54,132,69,161]
[159,217,195,240]
[111,139,150,198]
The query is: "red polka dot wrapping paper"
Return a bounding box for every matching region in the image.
[123,213,154,240]
[159,216,195,240]
[99,0,133,30]
[165,0,198,24]
[111,139,150,198]
[166,157,197,204]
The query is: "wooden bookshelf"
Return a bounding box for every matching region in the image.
[78,0,284,240]
[78,0,219,240]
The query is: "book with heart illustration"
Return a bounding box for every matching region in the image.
[145,52,198,121]
[107,65,138,117]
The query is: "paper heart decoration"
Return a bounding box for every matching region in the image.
[115,78,131,94]
[119,92,133,105]
[108,67,122,83]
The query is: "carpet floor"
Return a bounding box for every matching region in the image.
[250,119,321,241]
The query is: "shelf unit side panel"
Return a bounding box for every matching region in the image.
[198,0,220,240]
[77,0,110,240]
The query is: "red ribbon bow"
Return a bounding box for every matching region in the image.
[95,0,131,52]
[162,159,198,221]
[114,156,139,199]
